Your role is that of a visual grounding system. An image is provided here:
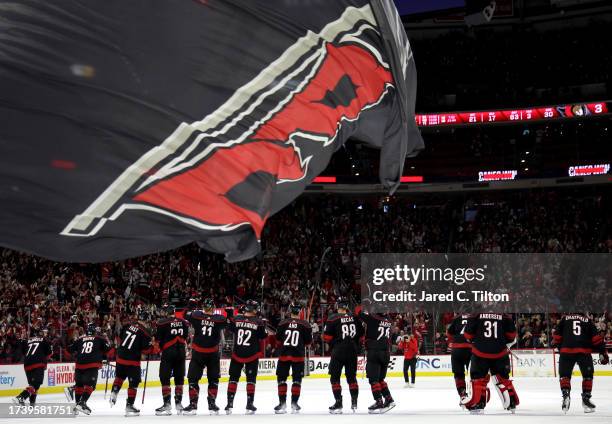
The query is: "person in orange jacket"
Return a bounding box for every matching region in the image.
[398,330,419,387]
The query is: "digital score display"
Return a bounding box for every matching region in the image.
[416,102,610,127]
[393,0,465,16]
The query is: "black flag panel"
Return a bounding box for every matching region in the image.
[0,0,423,262]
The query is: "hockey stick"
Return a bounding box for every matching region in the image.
[507,348,519,359]
[304,346,310,377]
[506,339,519,360]
[141,355,150,404]
[361,350,366,380]
[104,361,111,399]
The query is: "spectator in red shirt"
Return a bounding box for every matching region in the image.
[398,330,419,387]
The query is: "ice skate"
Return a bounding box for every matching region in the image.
[125,403,140,417]
[208,397,220,415]
[175,401,184,415]
[507,401,517,414]
[245,400,257,415]
[155,402,172,416]
[382,398,396,413]
[75,402,91,415]
[368,399,384,414]
[467,400,486,415]
[562,390,571,413]
[12,395,25,406]
[329,398,343,414]
[274,401,287,414]
[582,394,595,413]
[182,404,197,415]
[291,402,301,414]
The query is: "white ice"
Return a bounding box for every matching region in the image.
[1,376,611,424]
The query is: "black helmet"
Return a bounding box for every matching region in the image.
[162,303,175,316]
[202,298,215,310]
[187,298,199,310]
[336,296,349,311]
[85,322,97,336]
[30,318,45,337]
[289,303,302,316]
[244,299,259,313]
[137,308,150,321]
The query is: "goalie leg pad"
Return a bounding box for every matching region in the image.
[461,377,489,410]
[492,374,519,409]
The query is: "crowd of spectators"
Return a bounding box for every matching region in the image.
[1,187,610,363]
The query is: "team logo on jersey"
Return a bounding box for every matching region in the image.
[60,5,394,241]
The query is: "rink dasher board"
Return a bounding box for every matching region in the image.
[1,354,610,396]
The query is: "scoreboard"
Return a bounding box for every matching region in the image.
[393,0,465,16]
[416,101,610,127]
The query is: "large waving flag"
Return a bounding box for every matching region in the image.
[0,0,423,262]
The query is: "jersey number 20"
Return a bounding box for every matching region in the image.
[283,330,300,346]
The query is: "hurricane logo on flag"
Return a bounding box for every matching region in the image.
[61,5,394,241]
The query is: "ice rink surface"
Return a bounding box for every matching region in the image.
[1,377,611,424]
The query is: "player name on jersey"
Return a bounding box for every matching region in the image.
[564,314,589,322]
[479,313,503,320]
[235,321,260,330]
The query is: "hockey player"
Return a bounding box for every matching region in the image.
[154,304,190,415]
[273,303,312,414]
[182,298,228,415]
[447,313,472,403]
[70,323,111,415]
[462,313,519,413]
[552,313,609,413]
[109,309,152,416]
[13,324,52,406]
[225,299,267,415]
[323,297,363,414]
[356,306,395,414]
